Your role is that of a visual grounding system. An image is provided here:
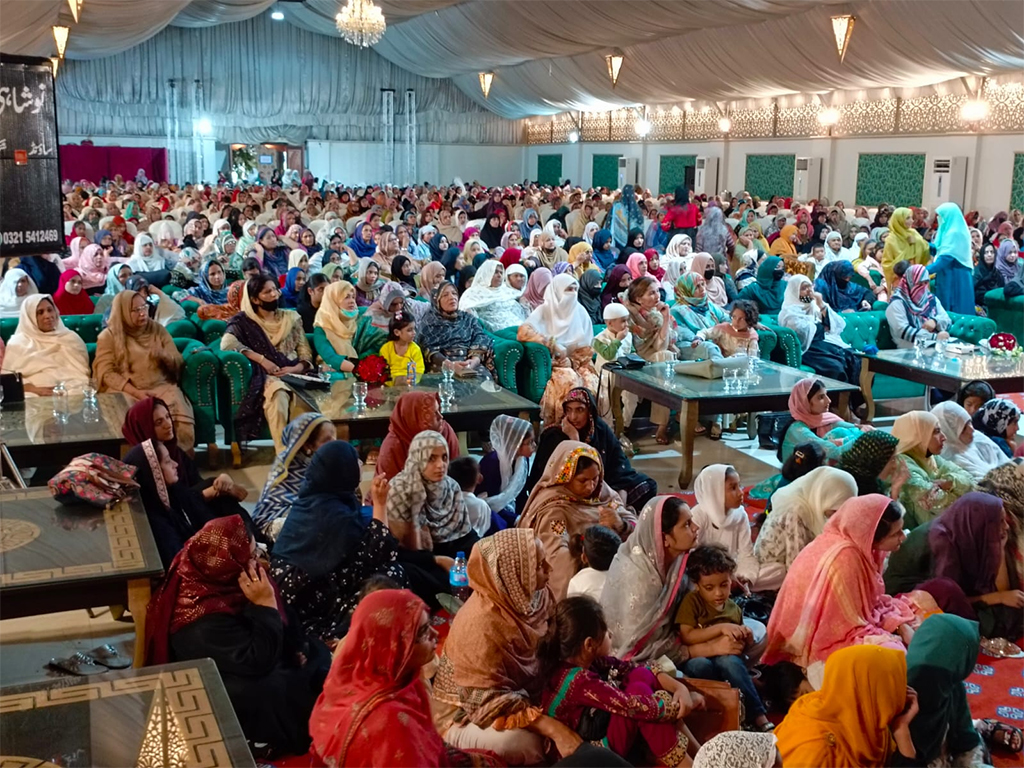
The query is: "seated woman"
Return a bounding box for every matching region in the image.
[600,264,631,310]
[884,492,1022,639]
[196,279,243,323]
[837,429,902,496]
[377,391,460,481]
[279,266,306,310]
[477,414,534,529]
[973,243,1005,309]
[670,273,727,361]
[0,268,38,317]
[517,274,599,425]
[222,275,313,453]
[529,388,658,513]
[171,260,229,311]
[763,495,918,684]
[125,232,173,287]
[144,515,330,757]
[933,400,1010,481]
[312,281,361,381]
[688,464,762,588]
[432,529,582,765]
[972,397,1021,458]
[460,259,527,331]
[1,295,90,397]
[736,256,787,316]
[814,260,874,313]
[271,442,405,645]
[891,411,974,528]
[354,258,384,307]
[251,413,335,539]
[622,276,675,443]
[416,281,495,376]
[123,275,186,327]
[885,263,952,349]
[53,270,96,317]
[518,441,635,601]
[310,589,499,768]
[778,275,860,385]
[754,467,859,590]
[295,272,327,333]
[979,462,1024,592]
[852,238,889,302]
[779,377,862,464]
[93,290,196,452]
[688,253,729,308]
[774,645,919,768]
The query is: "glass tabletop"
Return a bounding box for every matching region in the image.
[0,658,255,768]
[866,348,1024,382]
[0,489,162,591]
[302,372,538,423]
[0,393,130,449]
[612,359,859,399]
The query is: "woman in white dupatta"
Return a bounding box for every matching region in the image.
[457,260,527,331]
[1,294,90,397]
[932,400,1011,482]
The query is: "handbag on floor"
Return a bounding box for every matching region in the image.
[682,677,742,744]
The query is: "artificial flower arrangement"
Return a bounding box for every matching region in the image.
[354,354,390,384]
[989,332,1022,358]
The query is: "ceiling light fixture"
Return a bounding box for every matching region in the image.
[830,15,855,63]
[818,107,840,126]
[271,10,284,20]
[718,116,732,133]
[68,0,84,23]
[568,130,579,143]
[634,117,652,137]
[961,98,989,122]
[606,49,624,88]
[52,25,69,59]
[335,0,387,47]
[50,56,60,78]
[479,72,493,99]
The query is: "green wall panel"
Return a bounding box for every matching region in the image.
[855,153,925,208]
[1011,153,1024,211]
[537,153,562,186]
[592,154,621,189]
[744,155,795,199]
[658,155,697,195]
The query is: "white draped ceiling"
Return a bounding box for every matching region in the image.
[2,0,1022,119]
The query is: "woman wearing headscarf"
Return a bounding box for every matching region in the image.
[995,238,1023,284]
[670,273,728,360]
[881,206,931,288]
[891,411,974,528]
[0,268,38,317]
[582,220,600,246]
[711,251,739,303]
[272,442,404,644]
[353,258,384,307]
[346,220,377,261]
[479,212,505,252]
[93,290,195,452]
[222,275,312,453]
[519,266,551,312]
[972,397,1021,457]
[1,295,90,397]
[126,232,173,287]
[774,645,918,768]
[694,204,731,256]
[517,274,599,424]
[737,256,787,314]
[591,228,616,271]
[979,461,1024,595]
[566,241,598,280]
[763,495,919,679]
[778,274,860,384]
[928,202,975,315]
[884,493,1022,639]
[616,227,646,266]
[834,429,901,496]
[376,391,459,481]
[621,276,675,443]
[416,281,494,375]
[596,265,628,313]
[610,185,645,251]
[173,259,230,311]
[52,269,95,316]
[814,260,874,313]
[932,400,1010,481]
[251,413,335,539]
[688,253,727,308]
[144,515,329,756]
[755,467,859,589]
[389,253,417,293]
[569,270,600,327]
[885,263,952,349]
[477,414,533,527]
[973,242,1005,308]
[459,260,528,332]
[693,733,778,768]
[279,266,306,310]
[518,207,542,244]
[312,280,366,381]
[416,259,446,299]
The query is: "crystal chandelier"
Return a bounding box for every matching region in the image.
[335,0,387,47]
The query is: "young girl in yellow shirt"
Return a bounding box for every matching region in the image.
[379,312,424,386]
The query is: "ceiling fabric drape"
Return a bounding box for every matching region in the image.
[3,0,1021,121]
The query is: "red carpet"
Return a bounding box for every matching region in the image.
[965,649,1024,768]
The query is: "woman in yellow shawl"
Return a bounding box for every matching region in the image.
[312,281,358,381]
[769,224,813,277]
[566,241,600,280]
[882,207,930,288]
[774,645,919,768]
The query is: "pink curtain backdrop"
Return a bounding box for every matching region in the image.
[59,145,168,183]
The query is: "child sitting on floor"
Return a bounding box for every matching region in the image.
[676,544,774,732]
[448,456,491,538]
[567,525,621,601]
[540,595,699,767]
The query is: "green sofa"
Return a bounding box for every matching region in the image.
[983,288,1024,337]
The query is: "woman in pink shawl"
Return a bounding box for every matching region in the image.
[73,243,114,290]
[689,253,728,307]
[519,267,551,312]
[763,494,922,686]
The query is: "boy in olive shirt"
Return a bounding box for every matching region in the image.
[675,544,773,731]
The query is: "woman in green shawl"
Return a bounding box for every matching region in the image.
[895,614,986,767]
[737,255,787,315]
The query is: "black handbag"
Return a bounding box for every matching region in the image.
[0,372,24,403]
[576,707,612,741]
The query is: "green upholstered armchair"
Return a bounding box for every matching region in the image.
[759,316,808,370]
[491,327,547,403]
[983,288,1024,337]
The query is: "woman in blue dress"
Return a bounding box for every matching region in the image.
[929,202,975,315]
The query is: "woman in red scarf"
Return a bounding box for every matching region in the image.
[310,589,498,767]
[52,270,95,316]
[377,391,460,481]
[144,515,330,757]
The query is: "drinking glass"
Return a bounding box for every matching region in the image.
[914,334,928,361]
[83,378,98,406]
[353,381,368,409]
[439,380,456,409]
[441,360,455,383]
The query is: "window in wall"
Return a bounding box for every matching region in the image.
[744,155,795,199]
[855,153,925,207]
[592,154,621,189]
[537,154,562,187]
[658,155,697,195]
[1011,153,1024,211]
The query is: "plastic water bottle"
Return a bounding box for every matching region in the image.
[406,359,417,386]
[52,381,69,422]
[449,551,471,602]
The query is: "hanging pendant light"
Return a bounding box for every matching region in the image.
[68,0,84,23]
[479,72,494,99]
[50,56,60,78]
[830,15,856,63]
[605,49,624,88]
[52,25,69,59]
[335,0,387,47]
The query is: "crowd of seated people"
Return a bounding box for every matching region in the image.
[0,174,1022,766]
